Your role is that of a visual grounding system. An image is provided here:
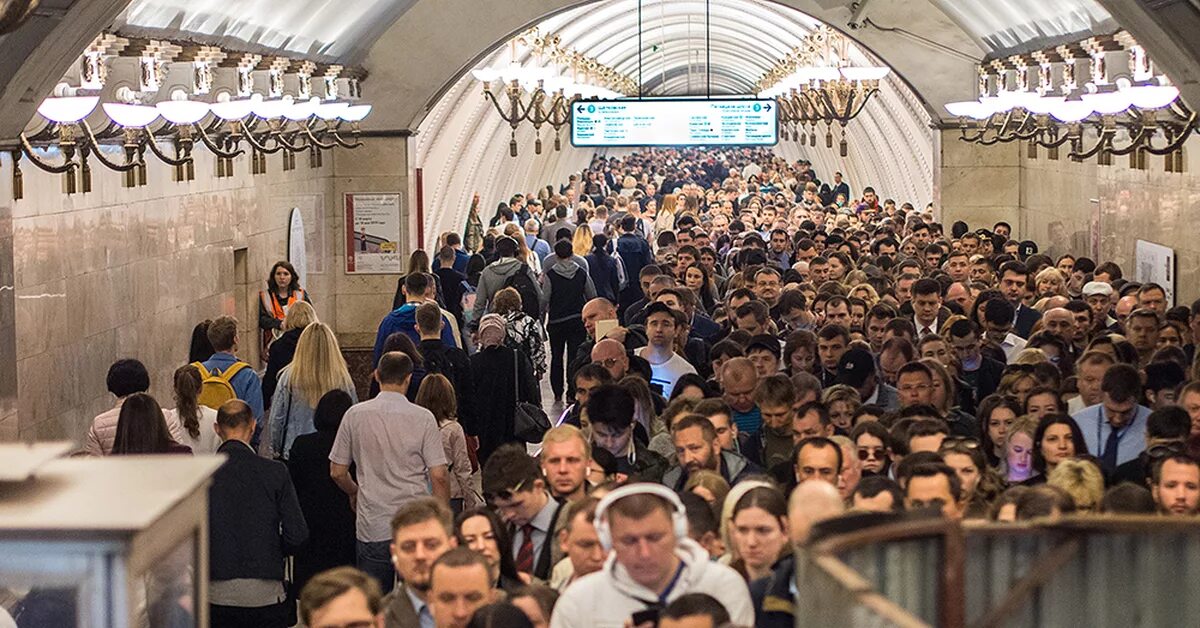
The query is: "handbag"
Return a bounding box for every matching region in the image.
[512,350,550,442]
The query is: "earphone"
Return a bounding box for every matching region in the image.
[593,483,689,551]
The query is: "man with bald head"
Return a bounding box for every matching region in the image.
[1041,308,1076,346]
[1115,295,1138,325]
[591,338,629,381]
[567,298,646,401]
[720,357,762,436]
[788,480,846,545]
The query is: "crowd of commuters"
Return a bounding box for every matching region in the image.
[72,146,1200,628]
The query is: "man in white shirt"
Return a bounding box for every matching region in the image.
[330,352,449,594]
[982,298,1027,362]
[637,302,697,398]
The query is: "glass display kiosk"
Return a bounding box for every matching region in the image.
[0,445,223,627]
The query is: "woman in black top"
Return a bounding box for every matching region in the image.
[287,390,356,592]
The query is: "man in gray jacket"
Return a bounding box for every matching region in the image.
[542,239,598,402]
[472,236,543,323]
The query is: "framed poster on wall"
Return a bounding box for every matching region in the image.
[1135,239,1175,308]
[345,193,402,274]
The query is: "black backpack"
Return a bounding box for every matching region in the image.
[503,268,541,319]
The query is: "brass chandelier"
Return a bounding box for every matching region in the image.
[7,34,371,199]
[944,33,1196,168]
[757,26,890,156]
[472,28,635,157]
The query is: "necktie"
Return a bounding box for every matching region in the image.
[1101,426,1121,472]
[515,524,535,574]
[922,327,932,337]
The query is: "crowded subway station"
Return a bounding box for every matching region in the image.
[5,0,1200,626]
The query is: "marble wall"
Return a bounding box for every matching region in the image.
[0,146,339,442]
[940,129,1200,305]
[0,196,15,441]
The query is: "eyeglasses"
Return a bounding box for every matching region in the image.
[857,447,886,461]
[592,357,621,369]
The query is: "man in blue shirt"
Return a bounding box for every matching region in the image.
[203,315,265,445]
[431,232,470,274]
[524,219,552,263]
[1072,363,1152,473]
[374,272,457,368]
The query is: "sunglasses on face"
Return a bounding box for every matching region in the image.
[857,447,887,461]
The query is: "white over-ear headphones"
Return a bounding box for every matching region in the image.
[593,482,689,551]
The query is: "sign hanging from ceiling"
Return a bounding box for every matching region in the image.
[571,98,778,147]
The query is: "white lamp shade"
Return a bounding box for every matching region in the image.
[1081,91,1133,115]
[339,104,372,122]
[285,97,321,121]
[472,68,501,83]
[840,66,890,81]
[156,99,210,125]
[1049,99,1094,123]
[252,97,293,119]
[210,99,255,121]
[314,102,350,120]
[1126,85,1179,110]
[102,103,160,128]
[38,96,99,124]
[1022,95,1064,115]
[945,100,984,118]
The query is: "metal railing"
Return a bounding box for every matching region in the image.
[797,516,1200,628]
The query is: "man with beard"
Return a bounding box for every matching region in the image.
[381,498,457,627]
[1152,455,1200,517]
[662,415,761,490]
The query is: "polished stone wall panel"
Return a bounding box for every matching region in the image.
[942,130,1200,306]
[0,148,339,443]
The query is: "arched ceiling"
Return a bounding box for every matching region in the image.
[10,0,1200,145]
[411,0,937,246]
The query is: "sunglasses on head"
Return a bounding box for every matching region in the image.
[940,437,980,451]
[484,479,527,504]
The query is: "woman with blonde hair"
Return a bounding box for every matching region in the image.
[655,193,679,234]
[1047,458,1104,511]
[1035,267,1068,299]
[263,300,318,406]
[850,283,879,306]
[269,322,358,459]
[822,385,861,432]
[684,469,731,513]
[572,224,594,258]
[417,374,481,513]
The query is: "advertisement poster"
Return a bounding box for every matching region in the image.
[345,193,402,274]
[1135,239,1175,308]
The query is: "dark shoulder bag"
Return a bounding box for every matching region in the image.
[512,350,550,442]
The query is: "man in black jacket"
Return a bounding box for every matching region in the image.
[415,302,475,433]
[209,399,308,628]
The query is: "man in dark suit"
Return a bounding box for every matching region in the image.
[999,261,1042,339]
[380,498,457,628]
[209,400,308,628]
[911,278,952,338]
[481,445,567,581]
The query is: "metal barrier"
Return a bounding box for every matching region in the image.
[798,516,1200,628]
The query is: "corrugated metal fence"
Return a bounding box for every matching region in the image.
[797,516,1200,628]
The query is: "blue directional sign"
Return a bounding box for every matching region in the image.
[571,98,779,147]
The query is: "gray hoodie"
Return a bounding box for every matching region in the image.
[540,256,598,324]
[473,257,542,322]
